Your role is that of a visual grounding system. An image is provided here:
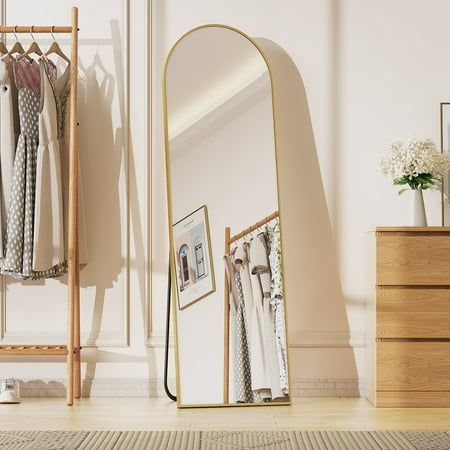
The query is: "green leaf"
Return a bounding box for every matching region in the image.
[398,188,408,195]
[393,177,408,185]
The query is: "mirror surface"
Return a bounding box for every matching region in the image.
[164,25,290,407]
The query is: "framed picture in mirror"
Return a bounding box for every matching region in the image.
[173,205,215,310]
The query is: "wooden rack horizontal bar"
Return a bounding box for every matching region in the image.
[0,26,72,33]
[0,345,68,356]
[229,211,279,244]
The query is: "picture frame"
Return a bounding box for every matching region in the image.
[172,205,215,310]
[440,102,450,225]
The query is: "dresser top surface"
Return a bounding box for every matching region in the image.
[376,226,450,232]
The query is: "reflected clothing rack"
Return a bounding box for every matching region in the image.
[223,210,279,403]
[0,7,80,406]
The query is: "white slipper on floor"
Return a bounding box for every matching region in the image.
[0,378,20,404]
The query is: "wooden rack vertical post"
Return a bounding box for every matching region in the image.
[67,6,80,406]
[0,7,81,406]
[223,227,231,404]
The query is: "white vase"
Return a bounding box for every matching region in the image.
[407,189,427,226]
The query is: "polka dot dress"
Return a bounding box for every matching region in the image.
[1,58,67,280]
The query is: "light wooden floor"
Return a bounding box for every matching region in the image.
[0,398,449,431]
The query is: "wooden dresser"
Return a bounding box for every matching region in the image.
[367,227,450,407]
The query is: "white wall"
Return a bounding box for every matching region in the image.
[2,0,448,397]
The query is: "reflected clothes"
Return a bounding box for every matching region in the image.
[249,233,283,401]
[268,222,289,394]
[233,244,264,403]
[226,221,288,404]
[241,241,271,400]
[234,245,253,333]
[0,58,19,261]
[224,254,254,403]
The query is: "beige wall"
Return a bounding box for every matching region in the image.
[1,0,448,397]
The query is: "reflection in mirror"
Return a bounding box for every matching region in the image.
[164,25,290,407]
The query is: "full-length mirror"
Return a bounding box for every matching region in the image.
[164,25,290,407]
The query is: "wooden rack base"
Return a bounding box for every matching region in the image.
[0,345,68,356]
[0,7,81,406]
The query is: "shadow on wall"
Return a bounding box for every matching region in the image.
[255,38,358,387]
[77,19,158,398]
[76,21,123,396]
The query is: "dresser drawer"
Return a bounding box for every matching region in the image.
[376,391,450,408]
[377,287,450,338]
[377,341,450,391]
[377,232,450,285]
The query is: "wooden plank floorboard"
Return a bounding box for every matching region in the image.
[0,398,449,431]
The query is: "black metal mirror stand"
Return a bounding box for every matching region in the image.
[164,262,177,401]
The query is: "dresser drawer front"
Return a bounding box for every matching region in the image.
[377,288,450,338]
[377,341,450,391]
[376,391,450,408]
[377,233,450,285]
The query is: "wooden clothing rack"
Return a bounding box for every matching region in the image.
[0,7,80,406]
[223,210,279,403]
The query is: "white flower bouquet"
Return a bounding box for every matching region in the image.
[380,138,450,194]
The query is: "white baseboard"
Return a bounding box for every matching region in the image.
[147,331,366,348]
[290,378,363,397]
[18,378,363,398]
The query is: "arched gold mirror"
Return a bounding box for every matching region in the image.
[163,25,290,408]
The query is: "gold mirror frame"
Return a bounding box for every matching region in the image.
[163,24,292,409]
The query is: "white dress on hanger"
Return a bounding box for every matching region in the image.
[0,58,19,261]
[32,56,65,271]
[237,241,271,399]
[34,56,88,270]
[249,233,284,401]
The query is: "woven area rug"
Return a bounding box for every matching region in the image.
[0,430,449,449]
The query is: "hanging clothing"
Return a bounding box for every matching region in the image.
[32,57,66,272]
[224,254,254,403]
[234,245,254,347]
[0,58,19,261]
[249,233,284,401]
[239,240,270,400]
[2,58,66,279]
[268,221,289,394]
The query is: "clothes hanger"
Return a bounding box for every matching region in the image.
[22,26,42,58]
[2,27,26,60]
[0,40,7,55]
[45,26,70,63]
